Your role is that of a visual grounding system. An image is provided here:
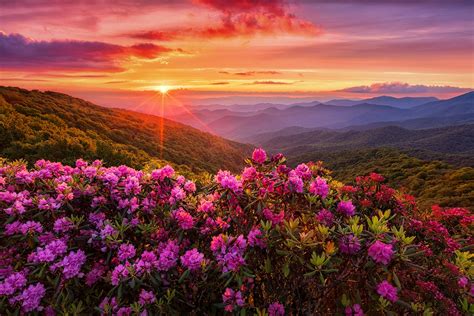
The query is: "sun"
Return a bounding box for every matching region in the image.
[158,85,170,94]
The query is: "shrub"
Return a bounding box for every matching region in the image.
[0,149,472,315]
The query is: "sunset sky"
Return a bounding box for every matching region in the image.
[1,0,473,107]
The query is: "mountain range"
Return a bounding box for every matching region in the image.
[170,92,474,141]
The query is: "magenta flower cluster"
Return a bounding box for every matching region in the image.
[368,241,394,265]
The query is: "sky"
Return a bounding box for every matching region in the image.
[0,0,473,107]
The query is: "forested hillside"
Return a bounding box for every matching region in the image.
[290,148,474,209]
[0,87,251,173]
[259,124,474,167]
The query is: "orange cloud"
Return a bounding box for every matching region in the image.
[219,70,282,76]
[128,0,318,41]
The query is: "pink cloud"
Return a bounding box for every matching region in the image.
[0,32,177,72]
[339,82,472,94]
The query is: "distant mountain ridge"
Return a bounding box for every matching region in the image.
[178,91,473,141]
[325,96,439,108]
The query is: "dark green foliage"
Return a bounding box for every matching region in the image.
[0,86,252,173]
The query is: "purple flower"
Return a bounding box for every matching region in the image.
[134,251,158,275]
[337,200,356,216]
[156,240,179,271]
[339,234,361,255]
[287,172,303,193]
[53,217,74,233]
[345,304,364,316]
[170,186,186,204]
[111,264,129,285]
[139,289,156,305]
[11,283,46,312]
[180,249,205,271]
[458,276,468,288]
[368,241,394,265]
[51,250,86,279]
[20,221,43,235]
[252,148,267,164]
[211,234,247,273]
[124,176,141,195]
[309,177,329,199]
[183,180,196,193]
[151,165,175,181]
[28,239,67,263]
[242,166,257,181]
[118,244,136,261]
[315,209,334,226]
[4,221,22,235]
[376,280,398,302]
[117,307,132,316]
[248,227,266,249]
[215,170,242,193]
[0,272,27,296]
[100,224,117,239]
[295,163,311,179]
[268,302,285,316]
[222,288,245,312]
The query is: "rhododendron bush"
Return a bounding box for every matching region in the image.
[0,149,472,315]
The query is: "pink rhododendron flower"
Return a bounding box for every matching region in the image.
[315,209,334,226]
[111,264,129,286]
[53,217,74,233]
[51,250,86,279]
[376,280,398,302]
[0,272,27,296]
[222,288,245,312]
[339,234,361,255]
[268,302,285,316]
[215,170,242,193]
[139,289,156,305]
[368,241,394,265]
[345,304,364,316]
[248,227,266,249]
[173,209,194,230]
[180,248,205,271]
[252,148,267,164]
[11,283,46,312]
[309,177,329,199]
[337,200,356,216]
[118,244,136,261]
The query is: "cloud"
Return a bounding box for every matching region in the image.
[126,30,181,41]
[219,70,282,76]
[127,0,318,41]
[197,0,319,38]
[0,32,178,72]
[339,82,472,94]
[250,80,293,85]
[210,81,230,85]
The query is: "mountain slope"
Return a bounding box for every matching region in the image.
[0,86,251,172]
